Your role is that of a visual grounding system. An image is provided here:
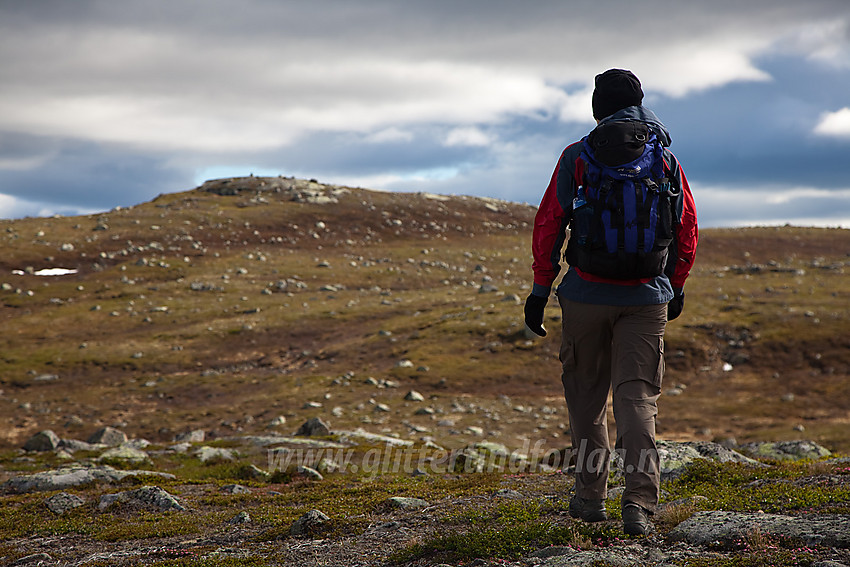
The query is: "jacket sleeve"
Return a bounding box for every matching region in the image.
[531,148,576,296]
[665,152,698,290]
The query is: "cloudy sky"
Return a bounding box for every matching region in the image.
[1,0,849,227]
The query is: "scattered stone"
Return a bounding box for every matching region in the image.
[11,553,54,566]
[64,415,85,428]
[243,464,272,481]
[502,293,522,304]
[170,442,191,454]
[174,429,205,443]
[493,488,523,499]
[55,449,74,460]
[531,546,645,565]
[670,510,850,548]
[87,426,128,447]
[195,446,236,463]
[98,445,150,464]
[395,359,414,368]
[404,390,425,402]
[98,485,185,512]
[234,435,345,449]
[228,511,251,525]
[333,428,413,447]
[290,509,330,537]
[296,466,324,481]
[531,546,575,559]
[34,373,59,382]
[267,416,287,427]
[45,492,85,515]
[23,430,60,452]
[315,457,341,475]
[220,484,251,494]
[740,440,831,461]
[475,441,511,456]
[295,417,331,437]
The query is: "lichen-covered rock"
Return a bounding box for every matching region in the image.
[384,497,430,510]
[654,440,764,481]
[1,466,176,494]
[45,492,85,515]
[98,446,150,464]
[739,440,832,461]
[669,510,850,548]
[98,485,185,512]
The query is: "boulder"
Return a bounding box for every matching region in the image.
[295,417,331,437]
[290,509,330,537]
[174,429,205,443]
[45,492,85,515]
[404,390,425,402]
[98,485,185,512]
[23,430,60,452]
[228,511,251,525]
[87,427,128,447]
[654,440,763,481]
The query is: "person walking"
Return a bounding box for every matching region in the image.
[524,69,698,536]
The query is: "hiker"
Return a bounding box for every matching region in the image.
[524,69,698,536]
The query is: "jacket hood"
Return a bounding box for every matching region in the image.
[599,105,672,147]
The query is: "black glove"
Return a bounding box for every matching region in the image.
[524,293,549,337]
[667,289,685,321]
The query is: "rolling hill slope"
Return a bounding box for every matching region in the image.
[1,176,848,453]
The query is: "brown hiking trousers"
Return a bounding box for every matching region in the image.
[558,297,666,513]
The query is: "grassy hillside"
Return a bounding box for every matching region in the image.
[0,177,848,453]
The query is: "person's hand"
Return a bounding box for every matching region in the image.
[524,293,549,337]
[667,289,685,321]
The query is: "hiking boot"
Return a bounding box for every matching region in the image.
[568,495,608,523]
[622,502,652,536]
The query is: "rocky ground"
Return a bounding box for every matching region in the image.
[0,419,850,567]
[2,424,850,566]
[1,177,849,565]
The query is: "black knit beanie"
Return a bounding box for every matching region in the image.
[592,69,644,120]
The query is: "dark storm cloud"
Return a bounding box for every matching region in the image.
[0,135,188,211]
[0,0,849,225]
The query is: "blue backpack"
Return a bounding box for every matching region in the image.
[565,120,677,280]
